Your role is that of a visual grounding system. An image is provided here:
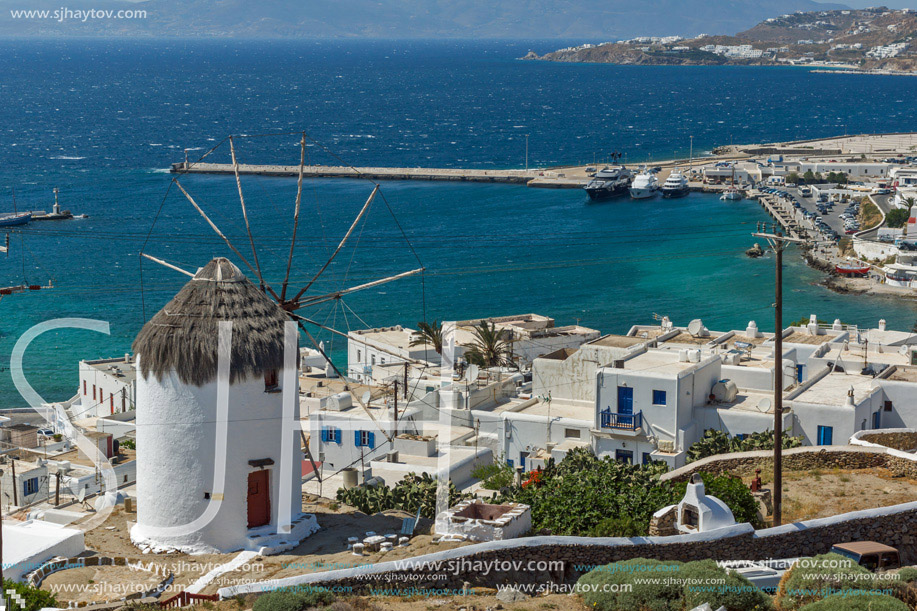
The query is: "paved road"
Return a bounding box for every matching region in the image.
[857,193,893,240]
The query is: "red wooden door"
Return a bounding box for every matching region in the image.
[247,470,270,528]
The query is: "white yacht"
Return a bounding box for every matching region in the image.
[629,169,659,199]
[661,170,690,198]
[720,186,743,201]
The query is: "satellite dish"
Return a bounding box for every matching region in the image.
[465,364,480,382]
[77,488,86,503]
[757,398,772,412]
[687,319,704,337]
[360,391,372,405]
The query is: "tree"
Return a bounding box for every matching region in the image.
[803,170,816,184]
[409,320,444,355]
[887,208,910,228]
[462,320,515,368]
[786,171,800,185]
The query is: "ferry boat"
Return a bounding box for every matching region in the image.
[629,169,659,199]
[584,166,633,200]
[661,170,690,198]
[0,212,31,227]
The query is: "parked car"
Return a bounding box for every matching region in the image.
[830,542,900,571]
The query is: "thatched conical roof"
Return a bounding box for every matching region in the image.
[132,258,289,386]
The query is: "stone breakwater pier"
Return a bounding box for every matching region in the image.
[170,161,588,188]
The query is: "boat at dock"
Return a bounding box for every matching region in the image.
[661,170,690,198]
[629,169,659,199]
[0,212,31,227]
[584,166,633,200]
[721,186,743,201]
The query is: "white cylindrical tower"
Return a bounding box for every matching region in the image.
[130,258,307,554]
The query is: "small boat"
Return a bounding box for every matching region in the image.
[0,212,31,227]
[661,170,690,198]
[629,169,659,199]
[836,263,870,276]
[584,166,634,200]
[720,165,743,201]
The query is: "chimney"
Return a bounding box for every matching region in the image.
[879,319,887,332]
[745,321,759,338]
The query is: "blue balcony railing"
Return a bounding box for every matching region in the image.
[600,410,642,431]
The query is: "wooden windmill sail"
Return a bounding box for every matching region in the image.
[141,132,428,441]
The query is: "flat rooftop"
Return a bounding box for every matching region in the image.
[589,334,646,348]
[84,357,137,382]
[504,398,593,422]
[616,350,701,375]
[884,366,917,383]
[728,333,772,347]
[712,390,776,414]
[793,372,878,407]
[782,330,838,345]
[348,326,413,351]
[662,331,724,346]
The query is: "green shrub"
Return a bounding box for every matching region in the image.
[494,447,760,536]
[576,558,771,611]
[680,560,773,611]
[120,438,136,450]
[896,567,917,583]
[1,580,58,611]
[252,588,335,611]
[589,515,645,537]
[577,558,684,611]
[775,553,873,610]
[798,592,908,610]
[471,461,514,490]
[687,429,804,463]
[336,472,469,518]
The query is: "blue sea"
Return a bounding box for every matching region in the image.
[1,38,917,407]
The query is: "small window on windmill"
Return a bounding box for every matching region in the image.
[264,369,279,392]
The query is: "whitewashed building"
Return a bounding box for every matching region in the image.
[71,356,136,420]
[130,258,317,555]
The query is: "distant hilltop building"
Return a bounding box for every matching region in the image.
[130,258,317,554]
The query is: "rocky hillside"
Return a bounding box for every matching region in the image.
[528,7,917,72]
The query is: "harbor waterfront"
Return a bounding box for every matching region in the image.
[4,39,917,409]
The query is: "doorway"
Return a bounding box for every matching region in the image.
[247,470,271,528]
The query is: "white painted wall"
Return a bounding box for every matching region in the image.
[131,357,302,554]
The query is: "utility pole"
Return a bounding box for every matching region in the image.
[10,459,16,507]
[393,380,399,433]
[403,362,409,399]
[752,222,804,527]
[689,135,694,171]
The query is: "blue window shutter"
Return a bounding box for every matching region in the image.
[368,432,375,447]
[355,430,362,446]
[320,428,327,443]
[334,428,342,444]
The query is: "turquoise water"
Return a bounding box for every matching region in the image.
[1,39,917,407]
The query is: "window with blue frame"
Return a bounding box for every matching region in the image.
[355,430,375,448]
[817,425,833,446]
[615,449,633,464]
[642,452,652,465]
[24,477,38,496]
[652,390,667,405]
[320,426,342,444]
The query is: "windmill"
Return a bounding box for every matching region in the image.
[140,131,430,443]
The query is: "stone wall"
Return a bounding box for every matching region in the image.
[858,431,917,452]
[219,445,917,598]
[661,446,889,482]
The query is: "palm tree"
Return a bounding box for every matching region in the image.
[410,320,444,355]
[461,320,515,369]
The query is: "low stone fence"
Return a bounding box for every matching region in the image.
[218,444,917,598]
[25,556,173,607]
[660,445,889,482]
